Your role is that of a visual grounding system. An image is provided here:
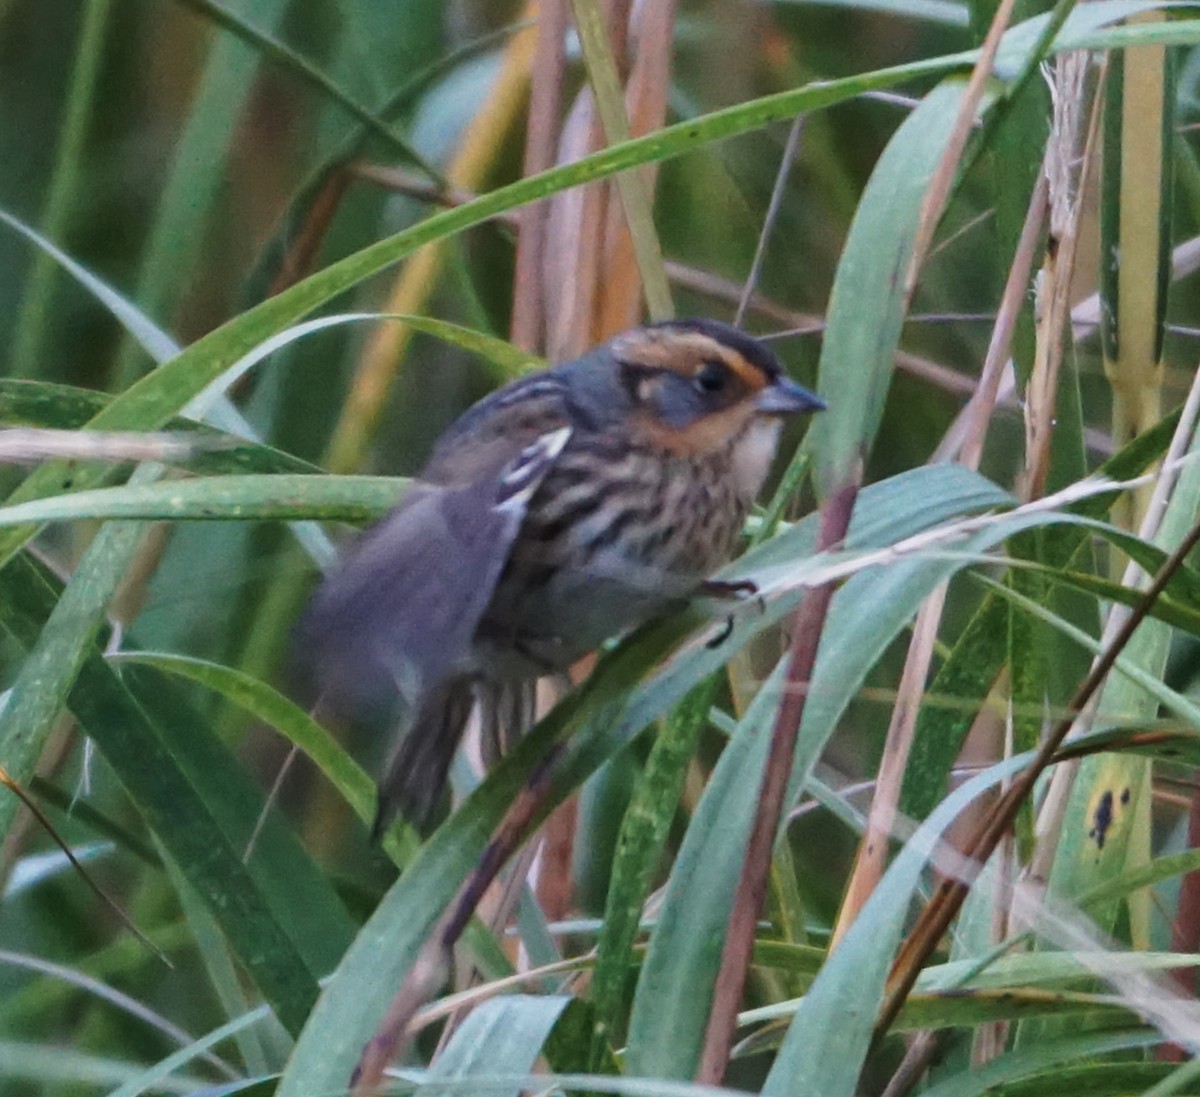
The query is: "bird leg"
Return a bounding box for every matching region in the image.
[697,578,759,600]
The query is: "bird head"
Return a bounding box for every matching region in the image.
[608,318,825,461]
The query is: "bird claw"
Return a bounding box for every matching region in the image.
[698,578,760,601]
[699,579,765,648]
[707,617,736,649]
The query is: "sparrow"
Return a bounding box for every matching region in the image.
[299,318,824,835]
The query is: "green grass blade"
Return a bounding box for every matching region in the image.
[0,516,148,840]
[110,0,292,386]
[423,994,573,1097]
[171,0,437,181]
[808,78,971,494]
[589,676,720,1065]
[8,0,114,379]
[919,1029,1160,1096]
[0,474,403,526]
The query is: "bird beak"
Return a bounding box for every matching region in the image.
[756,377,826,416]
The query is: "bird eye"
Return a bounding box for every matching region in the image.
[694,361,728,394]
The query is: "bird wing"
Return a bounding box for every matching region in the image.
[420,372,583,486]
[298,424,572,720]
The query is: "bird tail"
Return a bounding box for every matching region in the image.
[372,680,475,840]
[476,679,537,770]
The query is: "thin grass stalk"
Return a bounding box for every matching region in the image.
[267,168,353,296]
[958,172,1050,470]
[832,585,948,950]
[721,111,808,730]
[0,765,166,964]
[735,117,805,328]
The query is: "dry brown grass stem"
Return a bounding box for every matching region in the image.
[697,482,857,1084]
[958,173,1049,471]
[832,582,948,950]
[511,0,568,354]
[834,172,1051,947]
[1022,52,1101,500]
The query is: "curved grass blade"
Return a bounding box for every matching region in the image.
[806,77,972,495]
[110,650,417,865]
[0,1040,211,1094]
[105,996,275,1097]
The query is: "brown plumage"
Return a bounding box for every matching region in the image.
[299,318,824,834]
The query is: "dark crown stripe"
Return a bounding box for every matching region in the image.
[644,318,783,379]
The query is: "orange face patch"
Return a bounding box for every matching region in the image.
[629,398,759,457]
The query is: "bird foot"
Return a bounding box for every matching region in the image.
[698,578,760,600]
[699,579,764,648]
